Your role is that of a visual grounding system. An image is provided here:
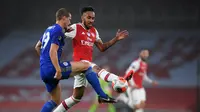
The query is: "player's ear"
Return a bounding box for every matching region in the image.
[81,15,84,21]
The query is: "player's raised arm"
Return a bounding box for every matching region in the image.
[143,74,158,86]
[35,40,42,56]
[95,29,129,52]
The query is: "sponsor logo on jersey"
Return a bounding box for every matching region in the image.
[81,40,94,46]
[87,37,92,41]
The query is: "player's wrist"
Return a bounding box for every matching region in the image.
[56,67,61,72]
[114,36,119,41]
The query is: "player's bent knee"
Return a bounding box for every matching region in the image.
[140,101,146,108]
[92,65,101,73]
[134,104,141,110]
[81,62,90,71]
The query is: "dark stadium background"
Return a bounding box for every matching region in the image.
[0,0,199,112]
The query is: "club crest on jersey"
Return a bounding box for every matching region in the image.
[58,36,62,40]
[87,32,90,37]
[63,62,68,66]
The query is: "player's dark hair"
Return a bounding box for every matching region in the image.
[56,8,70,20]
[80,6,95,15]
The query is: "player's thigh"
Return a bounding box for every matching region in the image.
[132,89,142,106]
[73,74,88,88]
[70,61,90,73]
[49,83,62,105]
[139,88,146,102]
[139,88,146,107]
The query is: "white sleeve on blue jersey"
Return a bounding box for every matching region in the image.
[95,28,101,41]
[65,24,77,39]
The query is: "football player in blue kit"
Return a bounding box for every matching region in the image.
[35,8,116,112]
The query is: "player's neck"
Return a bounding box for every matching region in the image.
[56,21,64,29]
[81,23,90,30]
[139,57,146,63]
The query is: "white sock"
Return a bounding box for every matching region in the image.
[53,96,80,112]
[98,69,118,82]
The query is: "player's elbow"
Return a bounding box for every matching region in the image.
[99,47,106,52]
[35,45,39,51]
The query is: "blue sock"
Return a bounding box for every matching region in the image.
[85,67,108,99]
[41,100,57,112]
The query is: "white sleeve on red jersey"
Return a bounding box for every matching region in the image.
[65,24,77,39]
[94,28,101,41]
[143,73,153,83]
[125,60,140,74]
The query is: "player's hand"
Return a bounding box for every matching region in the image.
[115,29,129,41]
[54,70,62,80]
[152,81,158,86]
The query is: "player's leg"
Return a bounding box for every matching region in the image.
[136,88,146,112]
[54,61,114,112]
[133,88,146,112]
[70,61,110,99]
[53,87,83,112]
[41,84,61,112]
[93,65,119,82]
[40,68,61,112]
[60,61,110,99]
[130,88,143,112]
[69,60,116,101]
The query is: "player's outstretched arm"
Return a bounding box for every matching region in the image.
[143,74,158,86]
[35,40,42,56]
[95,29,129,52]
[50,43,62,79]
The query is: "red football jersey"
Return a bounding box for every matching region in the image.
[65,23,101,62]
[125,58,148,88]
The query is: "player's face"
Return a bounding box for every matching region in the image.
[140,50,149,61]
[63,13,72,28]
[82,11,95,29]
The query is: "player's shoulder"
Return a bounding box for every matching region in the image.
[47,24,62,33]
[132,58,141,64]
[131,58,141,67]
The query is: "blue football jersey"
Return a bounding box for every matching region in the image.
[40,24,65,67]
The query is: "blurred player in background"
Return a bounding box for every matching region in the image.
[117,50,158,112]
[35,8,114,112]
[88,65,116,112]
[53,6,129,112]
